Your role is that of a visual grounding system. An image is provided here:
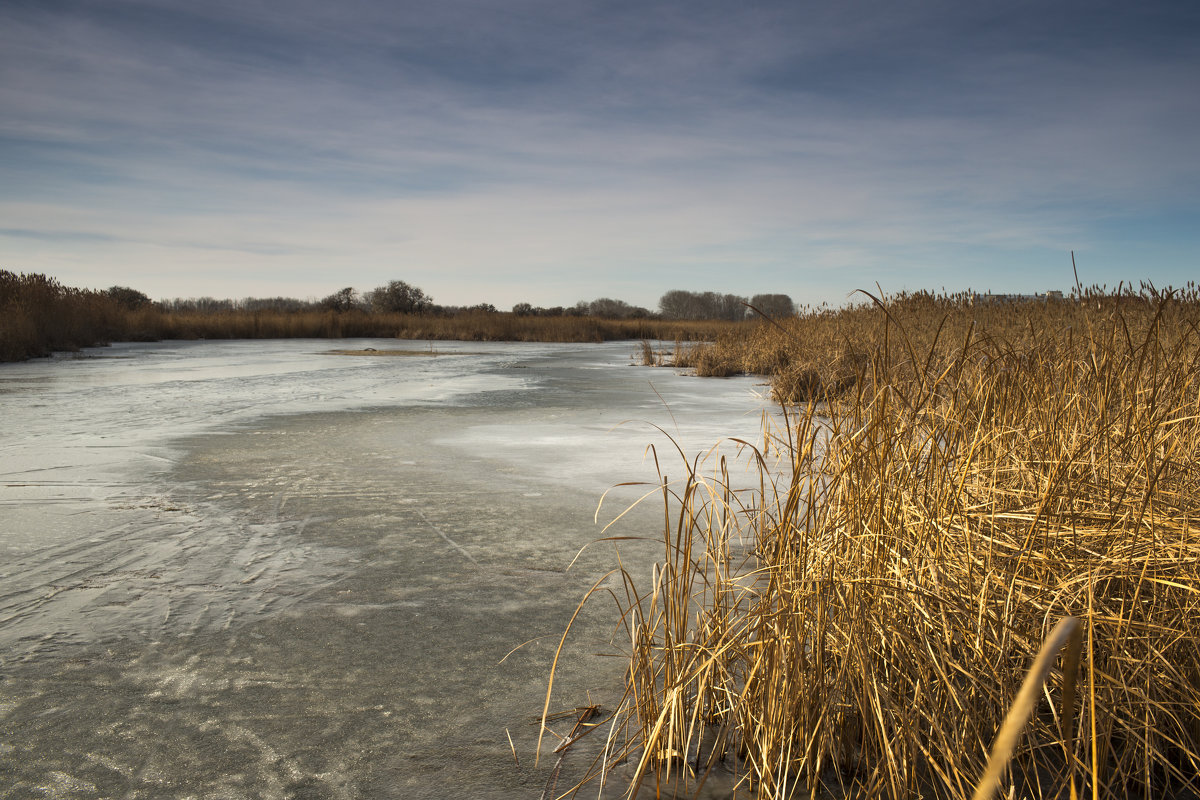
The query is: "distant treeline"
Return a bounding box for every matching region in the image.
[159,281,798,322]
[0,271,769,362]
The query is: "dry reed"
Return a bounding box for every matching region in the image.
[1,270,738,362]
[551,286,1200,800]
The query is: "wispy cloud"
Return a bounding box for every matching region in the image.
[2,0,1197,306]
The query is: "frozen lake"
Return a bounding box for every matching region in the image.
[0,339,770,798]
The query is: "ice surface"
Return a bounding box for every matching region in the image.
[0,338,773,797]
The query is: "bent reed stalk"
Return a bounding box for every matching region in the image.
[552,287,1200,800]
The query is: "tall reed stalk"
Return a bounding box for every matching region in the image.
[555,288,1200,800]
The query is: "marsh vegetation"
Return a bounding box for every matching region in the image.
[0,271,753,362]
[564,286,1200,800]
[8,267,1198,799]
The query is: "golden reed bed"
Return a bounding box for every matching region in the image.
[550,287,1200,800]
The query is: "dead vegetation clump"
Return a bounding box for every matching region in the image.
[548,286,1200,800]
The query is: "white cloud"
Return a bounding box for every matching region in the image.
[2,0,1197,306]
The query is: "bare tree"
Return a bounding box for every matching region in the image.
[712,292,748,321]
[366,280,433,314]
[588,297,652,319]
[320,287,361,312]
[658,289,700,319]
[240,296,312,312]
[105,286,152,310]
[748,293,796,319]
[659,289,747,320]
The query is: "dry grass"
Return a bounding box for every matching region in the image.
[0,270,739,362]
[551,287,1200,800]
[83,307,734,347]
[0,272,127,360]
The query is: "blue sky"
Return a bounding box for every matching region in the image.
[2,0,1197,310]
